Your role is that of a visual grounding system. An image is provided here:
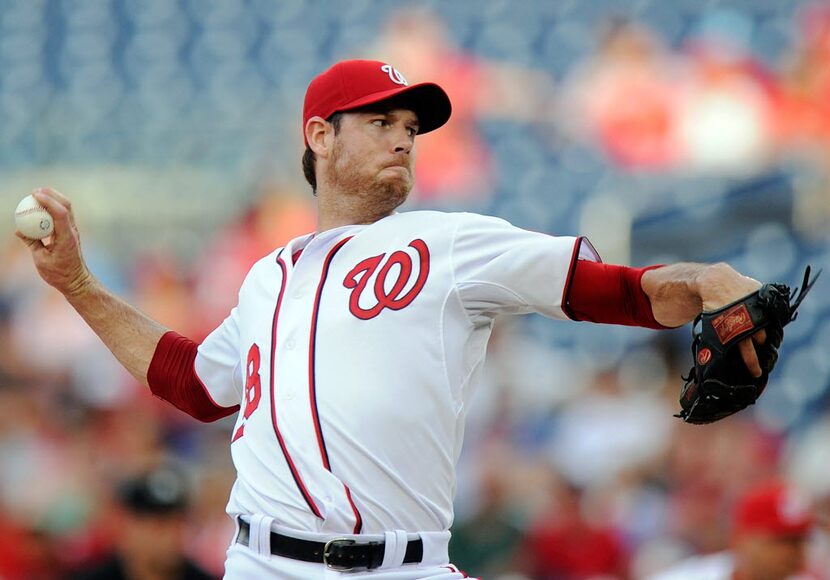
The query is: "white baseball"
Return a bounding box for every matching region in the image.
[15,194,54,240]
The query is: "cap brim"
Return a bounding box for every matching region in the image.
[335,82,452,135]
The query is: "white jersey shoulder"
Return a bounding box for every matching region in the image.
[363,210,598,320]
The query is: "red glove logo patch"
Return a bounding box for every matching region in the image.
[712,304,754,344]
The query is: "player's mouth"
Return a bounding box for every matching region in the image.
[382,155,411,171]
[380,164,411,180]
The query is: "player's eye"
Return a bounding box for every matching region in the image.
[406,127,418,138]
[371,119,387,128]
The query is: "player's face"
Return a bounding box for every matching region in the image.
[326,107,419,209]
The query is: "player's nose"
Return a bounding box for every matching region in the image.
[391,126,414,154]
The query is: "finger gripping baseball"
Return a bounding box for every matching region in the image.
[676,265,821,424]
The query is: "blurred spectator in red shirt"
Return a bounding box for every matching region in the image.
[777,3,830,152]
[514,473,628,579]
[0,515,56,580]
[558,18,684,171]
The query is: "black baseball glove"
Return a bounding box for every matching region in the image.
[676,265,820,424]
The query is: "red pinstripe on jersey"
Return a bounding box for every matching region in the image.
[560,236,593,321]
[272,251,323,519]
[308,236,364,534]
[443,564,472,577]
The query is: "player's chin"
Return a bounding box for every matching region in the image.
[377,172,413,196]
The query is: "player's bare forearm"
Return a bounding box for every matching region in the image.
[641,262,761,327]
[17,188,169,386]
[66,277,169,385]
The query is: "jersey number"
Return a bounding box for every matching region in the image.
[232,344,262,442]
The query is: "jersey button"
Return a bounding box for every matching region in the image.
[285,390,295,400]
[285,339,295,349]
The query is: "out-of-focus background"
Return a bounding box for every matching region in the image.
[0,0,828,578]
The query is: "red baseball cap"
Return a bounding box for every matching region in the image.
[302,59,452,143]
[733,482,814,538]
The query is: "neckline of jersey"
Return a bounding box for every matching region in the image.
[285,223,367,266]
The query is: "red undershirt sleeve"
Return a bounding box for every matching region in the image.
[147,331,240,422]
[563,260,672,330]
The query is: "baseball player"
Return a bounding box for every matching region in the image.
[647,481,816,580]
[19,60,769,579]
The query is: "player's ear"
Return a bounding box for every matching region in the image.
[306,117,331,159]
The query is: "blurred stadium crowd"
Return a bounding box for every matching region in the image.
[0,0,829,578]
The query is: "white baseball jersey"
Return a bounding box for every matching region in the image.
[196,210,598,536]
[647,552,735,580]
[648,551,818,580]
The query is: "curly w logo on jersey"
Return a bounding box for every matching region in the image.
[343,239,429,320]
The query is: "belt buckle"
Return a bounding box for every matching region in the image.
[323,538,360,572]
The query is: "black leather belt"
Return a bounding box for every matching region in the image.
[236,519,424,571]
